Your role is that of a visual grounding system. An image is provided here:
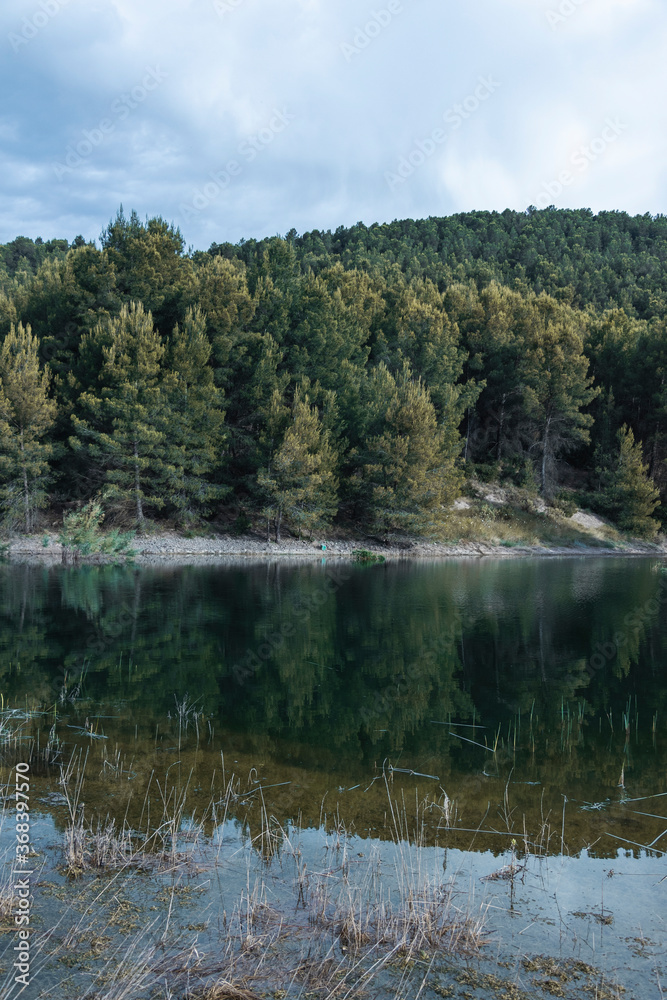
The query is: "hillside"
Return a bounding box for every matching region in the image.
[0,207,665,541]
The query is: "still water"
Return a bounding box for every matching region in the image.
[1,556,666,997]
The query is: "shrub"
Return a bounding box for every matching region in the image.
[232,511,252,536]
[471,462,500,484]
[59,499,136,563]
[553,490,578,517]
[352,549,386,564]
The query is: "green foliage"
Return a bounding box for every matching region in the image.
[520,307,599,494]
[1,206,666,538]
[354,363,462,537]
[0,322,57,532]
[351,550,386,563]
[553,489,578,517]
[595,426,661,538]
[471,463,500,484]
[59,498,135,561]
[162,305,227,522]
[70,302,167,526]
[258,390,338,540]
[232,511,252,536]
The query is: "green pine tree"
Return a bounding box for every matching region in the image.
[258,390,338,541]
[598,426,660,539]
[70,302,168,527]
[354,363,462,536]
[520,309,599,494]
[0,322,57,532]
[162,306,227,522]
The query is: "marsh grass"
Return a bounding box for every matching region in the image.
[42,750,492,999]
[2,714,652,1000]
[0,709,62,770]
[0,861,17,926]
[0,743,643,1000]
[189,985,262,1000]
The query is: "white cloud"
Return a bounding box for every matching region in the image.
[0,0,664,246]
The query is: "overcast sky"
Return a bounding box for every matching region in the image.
[1,0,665,250]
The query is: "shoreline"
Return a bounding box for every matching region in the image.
[4,531,667,565]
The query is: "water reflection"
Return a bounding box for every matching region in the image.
[0,557,666,855]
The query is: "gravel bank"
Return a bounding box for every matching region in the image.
[4,531,667,565]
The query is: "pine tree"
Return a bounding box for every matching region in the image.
[100,208,194,333]
[598,426,660,538]
[0,322,57,532]
[520,306,599,494]
[258,390,338,541]
[354,363,462,536]
[389,277,467,418]
[70,302,167,527]
[162,306,227,522]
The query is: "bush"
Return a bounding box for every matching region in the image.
[352,549,386,564]
[232,511,252,536]
[476,501,498,523]
[59,499,136,563]
[553,490,578,517]
[471,462,500,484]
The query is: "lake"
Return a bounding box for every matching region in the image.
[0,556,665,998]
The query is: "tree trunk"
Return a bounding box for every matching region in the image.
[496,394,506,462]
[20,427,30,534]
[464,408,471,463]
[650,425,660,477]
[541,416,551,494]
[275,508,282,543]
[133,440,144,528]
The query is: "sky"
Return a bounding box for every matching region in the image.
[1,0,666,250]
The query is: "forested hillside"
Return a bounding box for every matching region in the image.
[0,207,665,539]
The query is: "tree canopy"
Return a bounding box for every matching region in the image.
[1,206,666,537]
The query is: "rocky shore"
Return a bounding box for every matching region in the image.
[4,530,666,565]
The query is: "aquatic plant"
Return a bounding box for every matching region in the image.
[352,549,386,564]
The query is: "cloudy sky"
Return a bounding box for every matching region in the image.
[1,0,665,250]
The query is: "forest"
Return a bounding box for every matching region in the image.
[0,206,666,540]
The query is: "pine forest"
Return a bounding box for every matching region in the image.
[1,206,666,541]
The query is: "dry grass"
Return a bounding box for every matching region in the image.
[0,709,62,770]
[58,748,208,877]
[0,870,17,926]
[45,755,490,1000]
[188,985,262,1000]
[444,485,623,549]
